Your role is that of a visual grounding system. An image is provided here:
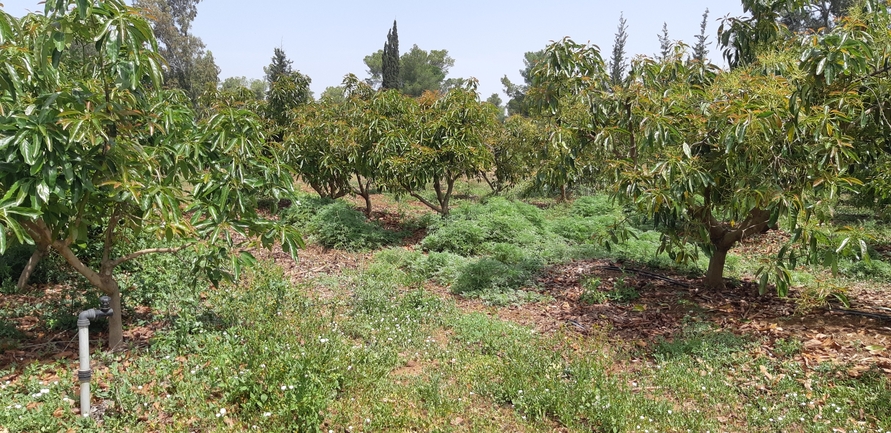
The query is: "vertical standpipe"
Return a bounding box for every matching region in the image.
[77,296,113,418]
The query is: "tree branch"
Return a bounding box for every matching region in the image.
[19,219,49,245]
[53,240,105,290]
[102,204,121,265]
[400,180,442,214]
[408,191,443,214]
[108,243,195,269]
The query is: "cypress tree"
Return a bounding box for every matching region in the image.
[608,13,628,86]
[382,20,400,90]
[692,8,710,63]
[265,47,293,94]
[658,22,672,60]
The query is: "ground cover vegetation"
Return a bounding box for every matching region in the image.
[2,0,891,431]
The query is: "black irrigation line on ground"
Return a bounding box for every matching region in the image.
[597,264,891,322]
[594,264,692,288]
[826,303,891,322]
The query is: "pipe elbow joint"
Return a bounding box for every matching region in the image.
[77,308,114,328]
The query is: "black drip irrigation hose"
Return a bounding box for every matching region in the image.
[593,264,891,322]
[594,264,692,288]
[825,304,891,322]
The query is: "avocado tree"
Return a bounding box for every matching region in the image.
[380,83,498,216]
[288,100,353,200]
[525,38,612,200]
[0,0,300,348]
[793,1,891,210]
[483,115,545,193]
[531,31,863,291]
[287,75,389,214]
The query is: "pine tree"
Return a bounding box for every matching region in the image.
[608,13,629,86]
[382,20,400,90]
[692,8,710,63]
[658,22,672,60]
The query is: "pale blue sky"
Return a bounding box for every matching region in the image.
[1,0,746,99]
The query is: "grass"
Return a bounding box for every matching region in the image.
[2,188,891,431]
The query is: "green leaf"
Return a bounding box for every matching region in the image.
[758,272,769,295]
[0,135,14,151]
[835,237,850,254]
[36,182,50,204]
[52,49,62,68]
[859,239,870,262]
[682,142,692,158]
[833,292,850,308]
[8,207,40,218]
[0,224,6,254]
[76,0,90,18]
[20,136,39,165]
[239,251,257,266]
[232,254,242,280]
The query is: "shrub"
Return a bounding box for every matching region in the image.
[420,219,488,256]
[839,258,891,281]
[421,198,552,255]
[278,193,335,228]
[570,195,621,218]
[371,248,469,287]
[451,257,529,295]
[578,277,607,305]
[548,195,626,244]
[308,201,397,251]
[549,218,601,244]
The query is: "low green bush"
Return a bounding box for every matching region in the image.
[839,258,891,281]
[578,277,606,305]
[278,193,335,228]
[570,195,621,218]
[371,248,469,287]
[421,198,550,255]
[308,201,397,251]
[451,257,530,295]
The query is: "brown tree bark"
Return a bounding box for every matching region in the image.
[15,242,48,290]
[705,246,731,289]
[100,274,124,350]
[700,207,772,290]
[351,174,373,216]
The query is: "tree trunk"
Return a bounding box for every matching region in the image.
[705,246,730,290]
[480,172,497,193]
[93,275,124,350]
[16,242,48,290]
[51,233,125,350]
[362,192,372,217]
[354,175,373,216]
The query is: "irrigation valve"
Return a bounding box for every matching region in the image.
[77,295,114,417]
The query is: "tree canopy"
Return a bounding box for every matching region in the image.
[518,0,891,292]
[0,0,300,348]
[133,0,218,100]
[364,44,455,96]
